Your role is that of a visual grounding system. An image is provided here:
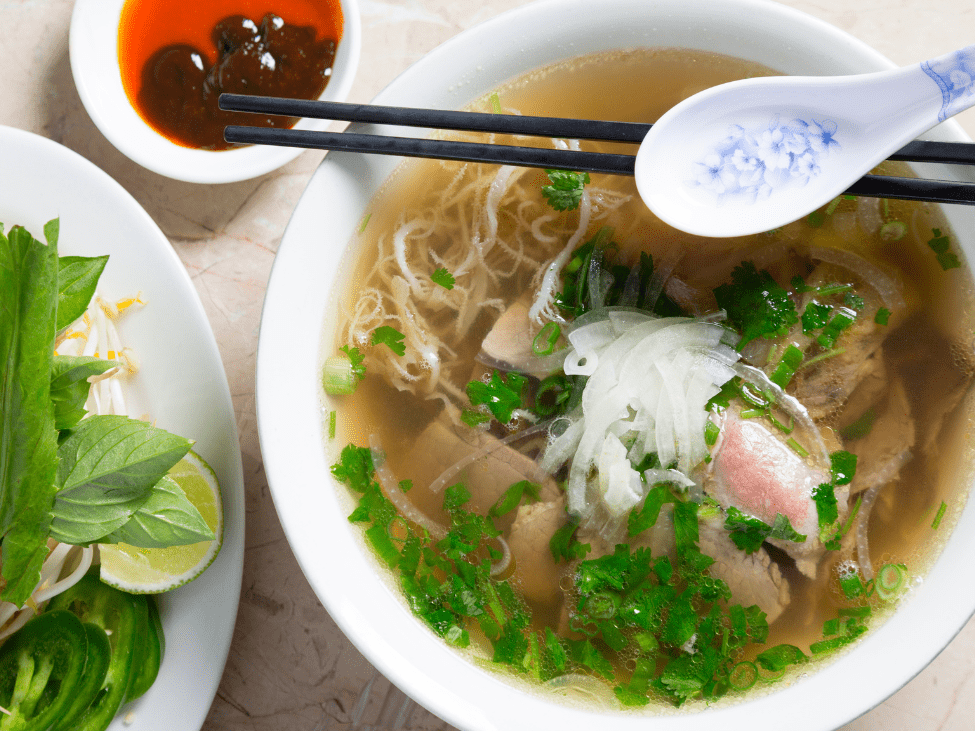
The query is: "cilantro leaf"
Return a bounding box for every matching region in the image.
[489,480,540,519]
[466,370,526,423]
[371,326,406,356]
[542,169,590,211]
[801,301,832,333]
[843,292,865,310]
[812,482,838,530]
[713,262,799,348]
[724,507,806,554]
[549,520,590,562]
[431,267,455,290]
[339,345,366,381]
[830,450,858,485]
[874,307,890,326]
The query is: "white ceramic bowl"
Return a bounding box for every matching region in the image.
[257,1,975,729]
[69,0,362,184]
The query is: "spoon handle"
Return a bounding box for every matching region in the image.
[920,45,975,123]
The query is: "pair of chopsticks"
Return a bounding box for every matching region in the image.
[219,93,975,206]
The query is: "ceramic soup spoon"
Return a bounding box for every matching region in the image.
[634,44,975,238]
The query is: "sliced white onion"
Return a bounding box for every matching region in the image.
[33,546,94,605]
[856,451,912,580]
[489,536,512,577]
[369,434,447,540]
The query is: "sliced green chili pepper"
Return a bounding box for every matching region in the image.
[0,610,91,731]
[51,623,112,731]
[48,570,148,731]
[127,595,164,701]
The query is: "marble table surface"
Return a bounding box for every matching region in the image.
[3,1,975,729]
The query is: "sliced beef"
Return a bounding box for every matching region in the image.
[480,301,535,369]
[508,496,568,605]
[404,419,559,519]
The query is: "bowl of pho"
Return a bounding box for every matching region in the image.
[257,0,975,728]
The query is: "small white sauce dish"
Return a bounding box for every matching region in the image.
[69,0,361,184]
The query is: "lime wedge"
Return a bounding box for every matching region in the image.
[98,450,223,594]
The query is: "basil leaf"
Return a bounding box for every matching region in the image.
[102,475,214,548]
[0,223,60,606]
[52,416,192,543]
[50,355,117,431]
[56,251,109,332]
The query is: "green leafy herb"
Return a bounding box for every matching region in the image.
[542,170,590,211]
[51,416,193,544]
[460,408,491,427]
[830,451,857,485]
[431,268,455,290]
[549,520,590,562]
[875,307,891,326]
[56,252,109,332]
[928,228,962,271]
[488,480,540,519]
[0,222,61,605]
[843,292,865,310]
[99,474,213,548]
[371,326,406,356]
[49,355,116,431]
[724,507,806,554]
[466,370,526,423]
[713,262,799,349]
[816,307,857,349]
[801,301,831,333]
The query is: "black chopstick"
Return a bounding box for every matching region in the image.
[223,125,975,206]
[219,93,975,166]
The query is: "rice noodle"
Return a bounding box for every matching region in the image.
[369,435,447,540]
[856,451,912,580]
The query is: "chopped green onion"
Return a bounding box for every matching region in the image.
[729,661,758,690]
[928,228,962,271]
[328,410,337,439]
[932,501,948,530]
[489,92,502,114]
[838,571,865,600]
[825,197,842,216]
[786,438,809,458]
[880,221,906,241]
[535,374,573,416]
[875,307,891,326]
[874,563,907,600]
[532,322,561,356]
[323,356,360,395]
[399,479,412,493]
[358,212,372,233]
[770,343,804,388]
[740,408,764,419]
[813,283,854,297]
[704,420,720,446]
[807,211,826,228]
[816,307,857,349]
[766,410,794,434]
[798,347,846,371]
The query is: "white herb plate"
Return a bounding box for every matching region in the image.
[0,126,244,731]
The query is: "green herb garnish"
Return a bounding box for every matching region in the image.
[542,169,590,211]
[928,228,962,270]
[371,325,406,356]
[431,267,455,290]
[723,508,806,554]
[714,262,799,349]
[466,370,527,424]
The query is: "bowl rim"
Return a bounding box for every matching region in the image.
[257,1,975,729]
[68,0,362,184]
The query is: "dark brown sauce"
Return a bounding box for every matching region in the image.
[118,0,343,150]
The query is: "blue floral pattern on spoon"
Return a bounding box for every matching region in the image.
[921,47,975,122]
[691,115,840,204]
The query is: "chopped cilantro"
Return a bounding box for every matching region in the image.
[801,301,832,333]
[466,370,527,423]
[791,275,814,294]
[542,169,590,211]
[431,267,455,290]
[399,479,412,493]
[807,211,826,228]
[755,644,807,672]
[461,407,491,427]
[713,262,799,349]
[830,450,858,485]
[549,520,590,562]
[928,228,962,271]
[875,307,891,326]
[488,480,540,519]
[340,344,366,381]
[843,292,865,310]
[371,325,406,356]
[724,507,806,554]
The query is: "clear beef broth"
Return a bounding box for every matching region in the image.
[329,48,975,702]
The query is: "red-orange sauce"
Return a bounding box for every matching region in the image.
[118,0,344,150]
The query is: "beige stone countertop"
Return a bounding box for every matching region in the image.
[3,0,975,729]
